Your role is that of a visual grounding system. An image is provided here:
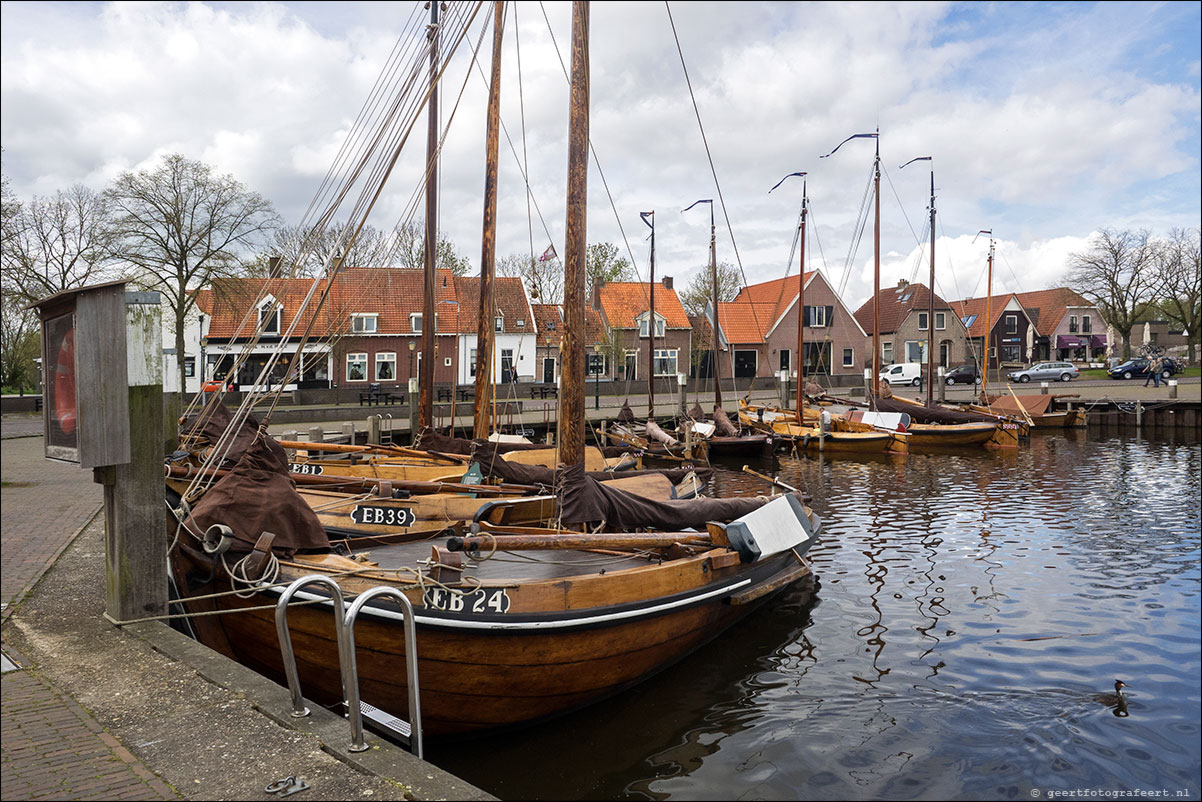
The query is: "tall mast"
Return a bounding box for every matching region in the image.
[820,131,879,397]
[682,199,717,411]
[872,137,881,399]
[769,171,808,419]
[419,0,441,434]
[640,211,656,419]
[902,155,935,406]
[557,0,589,470]
[983,233,995,399]
[473,0,504,438]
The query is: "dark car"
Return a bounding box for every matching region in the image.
[1108,357,1181,381]
[944,365,979,385]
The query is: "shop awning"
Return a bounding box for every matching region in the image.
[1090,334,1107,348]
[1056,335,1086,348]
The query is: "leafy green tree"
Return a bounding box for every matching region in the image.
[677,260,742,318]
[586,241,635,298]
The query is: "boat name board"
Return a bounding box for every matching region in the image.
[422,587,511,614]
[351,504,417,527]
[290,463,324,475]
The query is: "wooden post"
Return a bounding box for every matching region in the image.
[103,292,165,621]
[341,422,356,444]
[368,415,382,445]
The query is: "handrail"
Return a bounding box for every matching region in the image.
[274,575,349,718]
[341,587,423,758]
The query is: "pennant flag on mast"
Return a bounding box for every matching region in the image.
[538,243,557,262]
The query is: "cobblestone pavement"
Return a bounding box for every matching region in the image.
[2,434,179,801]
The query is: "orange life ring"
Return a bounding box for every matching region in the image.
[54,329,77,437]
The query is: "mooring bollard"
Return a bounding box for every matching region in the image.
[308,426,324,444]
[1040,381,1049,395]
[1168,379,1178,400]
[367,415,381,444]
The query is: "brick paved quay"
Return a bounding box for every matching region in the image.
[1,419,490,802]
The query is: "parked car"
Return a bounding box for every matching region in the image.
[944,364,979,385]
[1007,361,1079,383]
[879,362,923,387]
[1107,357,1181,381]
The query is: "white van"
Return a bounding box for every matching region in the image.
[879,362,923,386]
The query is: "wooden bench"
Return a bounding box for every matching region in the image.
[359,388,404,406]
[529,385,558,400]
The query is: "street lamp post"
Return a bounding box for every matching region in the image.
[593,347,601,410]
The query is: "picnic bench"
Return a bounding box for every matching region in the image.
[359,383,404,406]
[529,384,558,400]
[437,387,475,403]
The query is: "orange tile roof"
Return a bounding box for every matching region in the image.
[531,304,563,348]
[1012,287,1093,335]
[597,282,691,330]
[950,293,1025,338]
[716,300,774,345]
[851,282,952,335]
[453,275,532,334]
[733,271,814,323]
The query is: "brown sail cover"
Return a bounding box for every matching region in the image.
[474,448,709,488]
[419,431,629,458]
[875,397,998,425]
[983,394,1054,417]
[558,462,768,530]
[180,396,278,466]
[712,407,740,437]
[616,402,637,424]
[187,434,330,557]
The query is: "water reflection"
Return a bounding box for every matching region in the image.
[433,431,1201,801]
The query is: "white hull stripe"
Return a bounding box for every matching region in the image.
[266,579,753,631]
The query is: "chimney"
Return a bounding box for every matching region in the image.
[897,278,908,289]
[662,276,673,290]
[268,256,282,278]
[592,279,605,310]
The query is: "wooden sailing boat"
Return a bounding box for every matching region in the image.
[168,1,820,742]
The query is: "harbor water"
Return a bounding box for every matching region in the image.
[432,429,1202,800]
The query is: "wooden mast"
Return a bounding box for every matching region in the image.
[927,167,936,406]
[419,0,441,434]
[709,204,721,412]
[982,233,995,399]
[796,183,808,418]
[641,211,656,419]
[474,0,504,438]
[557,0,589,470]
[872,136,881,399]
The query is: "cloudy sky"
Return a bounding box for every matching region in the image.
[3,1,1199,311]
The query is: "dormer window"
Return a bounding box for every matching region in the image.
[495,316,504,332]
[638,312,666,338]
[351,314,378,334]
[259,299,281,334]
[410,313,437,333]
[516,318,525,328]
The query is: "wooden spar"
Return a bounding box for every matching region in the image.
[419,0,440,434]
[474,0,504,439]
[275,440,467,462]
[710,206,721,411]
[164,464,534,496]
[796,183,808,419]
[983,236,994,398]
[446,532,713,552]
[873,136,881,400]
[927,166,936,407]
[557,0,589,471]
[741,464,799,494]
[648,211,656,419]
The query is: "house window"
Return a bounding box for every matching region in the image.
[654,349,679,376]
[351,314,378,334]
[806,305,829,327]
[1001,344,1021,362]
[469,348,478,378]
[1069,315,1078,333]
[906,341,925,363]
[882,342,893,364]
[259,301,281,334]
[495,316,504,332]
[961,314,978,329]
[843,348,854,368]
[734,350,757,379]
[638,315,666,338]
[374,352,396,381]
[346,352,368,382]
[935,312,946,330]
[918,312,929,331]
[410,313,422,333]
[779,349,791,373]
[1082,315,1092,333]
[183,356,196,378]
[516,319,525,328]
[1005,314,1018,334]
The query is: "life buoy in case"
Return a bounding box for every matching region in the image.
[54,328,77,436]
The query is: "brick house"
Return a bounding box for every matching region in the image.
[707,270,869,386]
[951,293,1035,372]
[852,280,973,375]
[594,278,692,393]
[1013,288,1108,363]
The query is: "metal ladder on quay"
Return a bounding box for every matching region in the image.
[274,575,423,758]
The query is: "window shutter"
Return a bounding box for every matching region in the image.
[825,306,834,326]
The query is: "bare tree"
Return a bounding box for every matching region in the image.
[106,154,280,393]
[499,251,563,304]
[0,184,119,305]
[1152,227,1201,365]
[1064,229,1156,360]
[253,221,400,277]
[389,220,472,275]
[677,260,743,318]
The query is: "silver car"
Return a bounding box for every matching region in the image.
[1007,361,1079,383]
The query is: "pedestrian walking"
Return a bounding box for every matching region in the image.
[1148,356,1164,389]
